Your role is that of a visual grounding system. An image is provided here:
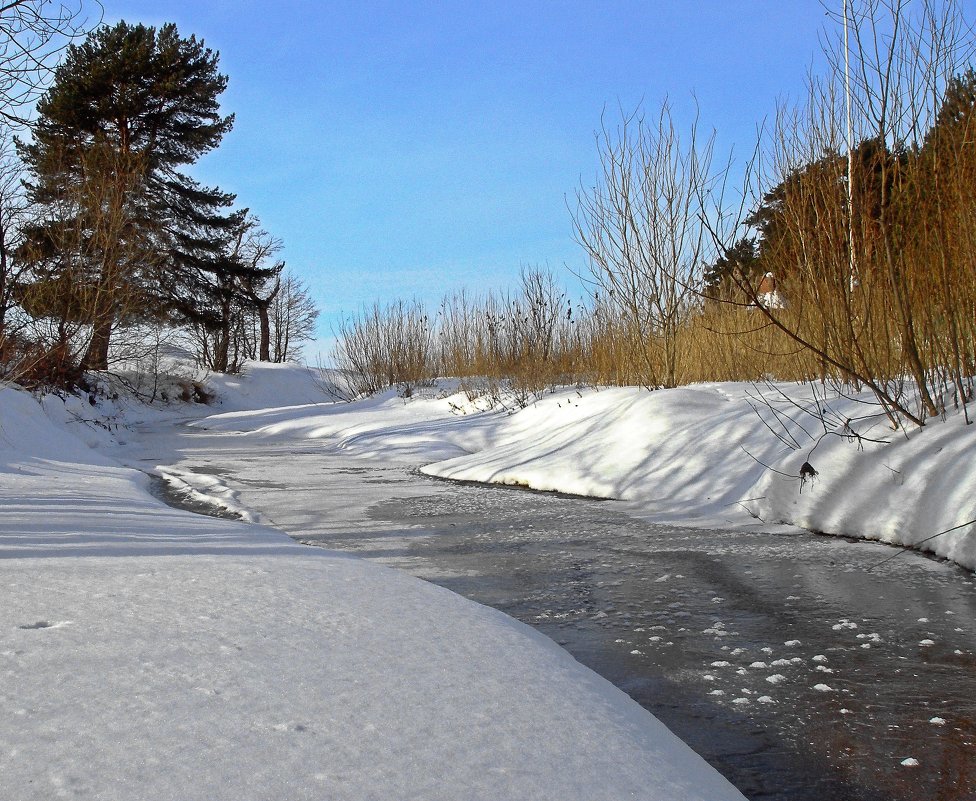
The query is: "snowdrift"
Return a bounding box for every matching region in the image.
[0,378,746,801]
[195,372,976,570]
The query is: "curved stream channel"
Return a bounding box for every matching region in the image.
[128,421,976,801]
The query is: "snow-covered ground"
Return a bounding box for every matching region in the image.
[0,365,747,801]
[193,369,976,571]
[4,360,973,799]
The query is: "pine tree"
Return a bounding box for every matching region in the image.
[18,21,245,371]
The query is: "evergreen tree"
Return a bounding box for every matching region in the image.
[17,21,248,371]
[702,236,758,301]
[925,68,976,151]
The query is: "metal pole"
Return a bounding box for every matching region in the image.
[844,0,857,289]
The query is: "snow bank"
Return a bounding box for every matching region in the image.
[0,383,746,801]
[427,384,976,569]
[199,375,976,570]
[203,360,337,412]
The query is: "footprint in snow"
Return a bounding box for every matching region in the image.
[18,621,69,630]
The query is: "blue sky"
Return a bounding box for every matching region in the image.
[101,1,835,360]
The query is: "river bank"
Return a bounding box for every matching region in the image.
[0,376,746,801]
[127,404,976,801]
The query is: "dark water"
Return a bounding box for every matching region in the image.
[348,481,976,801]
[135,430,976,801]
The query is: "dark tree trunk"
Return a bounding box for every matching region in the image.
[212,291,232,372]
[81,312,113,371]
[257,300,272,361]
[245,277,278,362]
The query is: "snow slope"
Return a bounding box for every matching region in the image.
[194,373,976,570]
[0,380,746,801]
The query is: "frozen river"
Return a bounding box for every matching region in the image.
[129,420,976,801]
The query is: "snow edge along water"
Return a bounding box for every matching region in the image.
[0,375,749,801]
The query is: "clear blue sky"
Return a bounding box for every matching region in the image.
[100,1,835,361]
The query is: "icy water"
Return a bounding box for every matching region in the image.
[128,426,976,801]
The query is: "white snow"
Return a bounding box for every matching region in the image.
[0,373,746,801]
[7,362,976,798]
[197,378,976,569]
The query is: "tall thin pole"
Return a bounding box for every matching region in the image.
[844,0,857,289]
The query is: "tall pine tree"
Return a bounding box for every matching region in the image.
[18,21,247,370]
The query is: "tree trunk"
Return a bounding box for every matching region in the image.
[257,300,271,361]
[212,291,232,372]
[81,313,113,372]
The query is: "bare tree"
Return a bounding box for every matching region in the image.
[573,102,718,388]
[0,127,27,343]
[0,1,99,385]
[199,214,284,373]
[269,271,318,363]
[0,1,98,125]
[236,218,283,363]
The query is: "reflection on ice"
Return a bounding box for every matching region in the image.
[130,422,976,801]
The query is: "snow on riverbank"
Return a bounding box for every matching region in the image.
[193,367,976,570]
[0,374,746,801]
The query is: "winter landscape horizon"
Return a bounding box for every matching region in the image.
[3,1,976,799]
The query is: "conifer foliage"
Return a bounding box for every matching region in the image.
[17,21,254,371]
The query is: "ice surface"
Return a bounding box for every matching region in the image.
[0,378,746,801]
